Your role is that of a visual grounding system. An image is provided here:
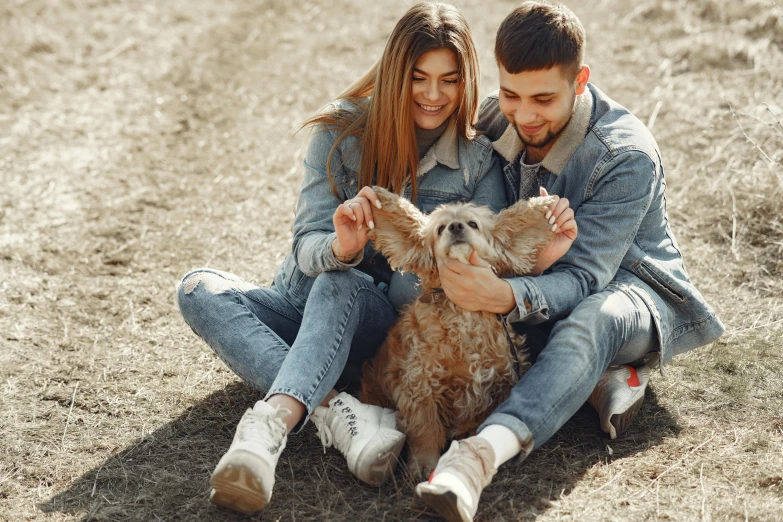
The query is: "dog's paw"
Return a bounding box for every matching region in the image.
[406,452,440,478]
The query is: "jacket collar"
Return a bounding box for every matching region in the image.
[417,117,460,177]
[491,87,594,175]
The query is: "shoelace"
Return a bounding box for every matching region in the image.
[237,407,287,451]
[314,398,358,455]
[435,439,495,493]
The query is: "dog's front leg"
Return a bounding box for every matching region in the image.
[359,359,396,410]
[396,390,445,477]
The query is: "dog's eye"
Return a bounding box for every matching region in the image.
[468,221,479,229]
[437,225,446,236]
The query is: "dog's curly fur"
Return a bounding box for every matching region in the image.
[361,187,555,474]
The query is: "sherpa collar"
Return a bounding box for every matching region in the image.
[491,87,594,175]
[417,117,460,177]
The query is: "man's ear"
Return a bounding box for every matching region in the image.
[575,65,590,95]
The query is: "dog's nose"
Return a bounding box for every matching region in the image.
[448,221,464,234]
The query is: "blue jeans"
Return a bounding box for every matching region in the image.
[478,282,658,456]
[176,268,398,433]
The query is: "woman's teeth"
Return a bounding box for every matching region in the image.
[419,103,443,113]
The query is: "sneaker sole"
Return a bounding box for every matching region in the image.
[210,463,269,514]
[610,393,645,437]
[355,429,406,486]
[416,483,472,522]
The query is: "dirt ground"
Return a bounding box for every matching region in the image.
[1,0,782,520]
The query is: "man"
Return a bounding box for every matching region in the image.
[414,3,725,521]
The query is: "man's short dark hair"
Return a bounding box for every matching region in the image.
[495,1,585,79]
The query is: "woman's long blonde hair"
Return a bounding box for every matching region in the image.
[303,2,480,202]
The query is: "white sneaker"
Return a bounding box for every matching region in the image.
[587,364,651,439]
[310,392,405,486]
[415,437,497,522]
[209,401,289,514]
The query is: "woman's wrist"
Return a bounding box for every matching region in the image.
[331,239,360,263]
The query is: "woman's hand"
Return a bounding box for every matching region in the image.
[331,186,383,262]
[531,187,578,275]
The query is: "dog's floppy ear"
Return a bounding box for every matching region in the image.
[366,187,435,277]
[491,196,556,277]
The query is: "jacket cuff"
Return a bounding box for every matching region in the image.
[504,276,550,324]
[323,232,365,271]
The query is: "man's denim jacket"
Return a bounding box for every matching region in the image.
[478,84,724,364]
[273,101,507,313]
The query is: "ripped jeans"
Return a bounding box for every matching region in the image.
[176,268,398,432]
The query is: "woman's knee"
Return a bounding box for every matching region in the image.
[176,269,246,323]
[310,269,374,298]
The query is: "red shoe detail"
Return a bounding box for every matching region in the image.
[428,469,436,484]
[626,366,640,387]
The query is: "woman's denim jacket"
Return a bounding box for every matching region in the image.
[478,84,724,364]
[273,101,506,313]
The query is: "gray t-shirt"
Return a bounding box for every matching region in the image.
[416,120,449,159]
[519,150,542,200]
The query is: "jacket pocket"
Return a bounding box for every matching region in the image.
[631,259,687,304]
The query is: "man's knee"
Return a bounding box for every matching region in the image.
[548,291,640,361]
[572,290,639,331]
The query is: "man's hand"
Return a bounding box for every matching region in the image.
[438,251,516,313]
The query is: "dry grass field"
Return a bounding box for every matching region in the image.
[1,0,782,520]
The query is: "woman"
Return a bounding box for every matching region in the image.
[177,2,572,515]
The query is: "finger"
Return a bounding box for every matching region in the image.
[545,195,560,221]
[539,186,549,197]
[356,197,375,230]
[348,200,367,231]
[358,186,382,209]
[335,203,356,223]
[440,258,465,275]
[548,197,569,225]
[437,260,454,282]
[557,217,578,239]
[468,250,491,268]
[553,207,574,232]
[554,197,570,217]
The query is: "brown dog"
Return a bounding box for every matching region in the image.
[361,187,555,474]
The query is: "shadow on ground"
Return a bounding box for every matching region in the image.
[40,383,678,521]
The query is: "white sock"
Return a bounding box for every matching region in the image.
[476,424,522,468]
